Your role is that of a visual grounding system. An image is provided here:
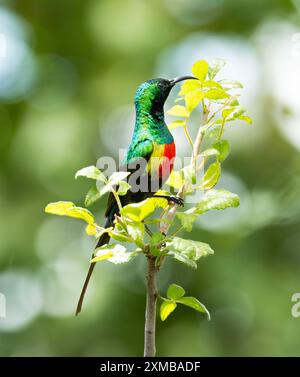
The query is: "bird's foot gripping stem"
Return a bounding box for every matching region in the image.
[154,195,184,207]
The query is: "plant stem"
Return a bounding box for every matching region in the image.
[144,255,158,357]
[159,103,209,235]
[183,123,194,149]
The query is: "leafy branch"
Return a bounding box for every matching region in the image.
[44,58,251,357]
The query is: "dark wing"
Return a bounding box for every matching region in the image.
[104,139,154,218]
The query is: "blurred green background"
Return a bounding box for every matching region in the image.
[1,0,300,356]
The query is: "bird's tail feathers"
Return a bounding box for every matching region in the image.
[75,218,112,316]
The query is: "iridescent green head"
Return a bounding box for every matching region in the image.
[134,76,197,117]
[134,79,172,114]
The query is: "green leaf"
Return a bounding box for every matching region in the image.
[192,60,209,82]
[166,237,214,268]
[199,161,221,190]
[166,165,196,191]
[85,223,98,236]
[204,89,229,100]
[219,79,243,90]
[64,206,95,224]
[75,166,106,182]
[176,211,198,232]
[85,185,101,207]
[109,227,132,243]
[212,140,230,162]
[227,107,246,121]
[206,125,222,139]
[150,232,165,244]
[126,220,145,246]
[160,300,177,321]
[168,120,186,130]
[166,169,193,193]
[121,197,168,221]
[109,171,130,185]
[45,201,95,224]
[208,59,226,80]
[99,171,130,197]
[185,90,204,113]
[92,244,138,264]
[169,237,214,258]
[45,201,98,236]
[200,148,220,157]
[144,218,172,225]
[238,115,253,124]
[196,189,240,214]
[227,97,239,106]
[176,297,210,320]
[202,80,222,89]
[117,180,131,196]
[149,232,165,256]
[178,80,201,95]
[167,105,189,117]
[182,164,196,185]
[167,284,185,300]
[45,201,75,216]
[91,251,114,262]
[165,170,184,190]
[167,251,198,269]
[222,107,235,119]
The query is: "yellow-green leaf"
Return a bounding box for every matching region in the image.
[195,189,240,214]
[192,60,209,82]
[117,180,131,196]
[176,210,198,232]
[121,197,168,221]
[165,170,184,190]
[160,300,177,321]
[45,201,75,216]
[204,89,229,100]
[65,207,95,224]
[75,166,106,181]
[178,79,201,95]
[166,237,214,261]
[202,80,222,89]
[91,244,137,264]
[212,140,230,162]
[100,172,131,197]
[167,105,189,117]
[238,115,253,124]
[168,120,186,130]
[227,97,239,106]
[85,185,101,207]
[185,90,204,113]
[45,201,98,236]
[200,148,220,157]
[91,251,114,262]
[167,284,185,300]
[219,79,243,90]
[176,297,210,320]
[126,220,145,246]
[199,161,221,190]
[208,58,226,80]
[85,223,97,236]
[222,107,235,119]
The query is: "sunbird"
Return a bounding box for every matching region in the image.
[76,75,196,315]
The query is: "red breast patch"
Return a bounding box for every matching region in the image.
[159,142,176,178]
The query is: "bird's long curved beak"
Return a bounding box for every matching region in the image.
[169,75,198,86]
